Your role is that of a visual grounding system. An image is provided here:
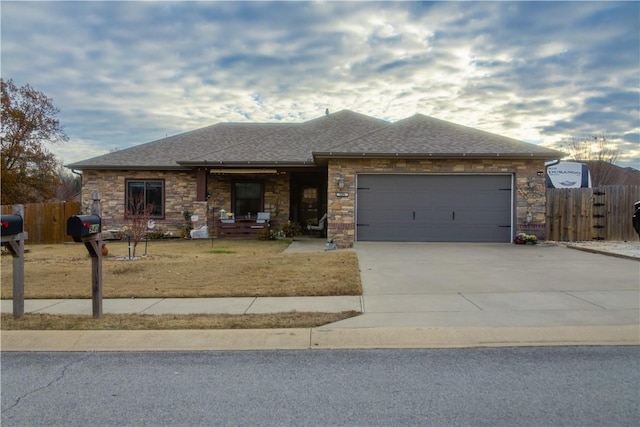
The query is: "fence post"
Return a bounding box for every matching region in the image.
[546,185,640,241]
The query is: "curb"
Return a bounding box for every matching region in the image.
[2,325,638,352]
[310,325,640,349]
[565,245,640,261]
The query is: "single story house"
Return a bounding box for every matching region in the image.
[66,110,564,247]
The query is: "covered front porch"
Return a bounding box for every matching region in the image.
[192,168,328,239]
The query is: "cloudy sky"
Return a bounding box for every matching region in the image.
[2,1,639,168]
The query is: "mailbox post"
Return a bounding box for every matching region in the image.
[1,204,27,318]
[67,192,103,318]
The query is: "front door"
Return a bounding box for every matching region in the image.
[289,171,327,227]
[300,187,320,228]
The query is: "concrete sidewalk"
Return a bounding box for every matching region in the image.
[0,296,362,316]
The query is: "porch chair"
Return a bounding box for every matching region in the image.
[220,212,235,224]
[251,212,271,230]
[307,213,327,236]
[256,212,271,224]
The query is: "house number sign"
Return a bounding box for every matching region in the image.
[335,192,349,197]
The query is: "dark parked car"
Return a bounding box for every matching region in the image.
[633,201,640,238]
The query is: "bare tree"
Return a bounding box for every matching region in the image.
[562,134,620,186]
[125,192,154,258]
[55,162,81,201]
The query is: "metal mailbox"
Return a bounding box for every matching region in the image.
[67,214,101,242]
[1,214,24,236]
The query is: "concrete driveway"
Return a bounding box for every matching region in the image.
[324,242,640,329]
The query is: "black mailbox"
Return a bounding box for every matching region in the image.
[1,214,24,236]
[67,215,101,242]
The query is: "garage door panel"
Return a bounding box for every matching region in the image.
[453,204,511,223]
[358,209,414,224]
[358,224,509,242]
[358,191,417,209]
[357,174,512,242]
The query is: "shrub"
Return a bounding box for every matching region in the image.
[515,232,538,245]
[257,228,276,240]
[146,228,169,240]
[182,210,193,238]
[280,221,302,237]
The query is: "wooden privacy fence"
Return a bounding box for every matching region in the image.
[546,185,640,241]
[1,201,81,244]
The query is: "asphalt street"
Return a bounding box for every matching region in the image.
[2,346,639,427]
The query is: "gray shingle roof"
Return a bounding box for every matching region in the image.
[178,110,388,166]
[66,110,563,170]
[66,122,295,169]
[315,114,564,159]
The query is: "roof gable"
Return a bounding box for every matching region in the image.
[179,110,389,166]
[316,114,564,159]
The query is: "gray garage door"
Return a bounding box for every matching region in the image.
[356,174,512,242]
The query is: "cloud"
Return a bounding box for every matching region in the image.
[1,1,638,168]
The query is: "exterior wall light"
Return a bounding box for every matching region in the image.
[336,175,345,190]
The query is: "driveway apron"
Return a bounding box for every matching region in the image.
[325,242,640,328]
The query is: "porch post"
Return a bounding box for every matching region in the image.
[196,168,208,201]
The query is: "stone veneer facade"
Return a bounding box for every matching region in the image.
[83,159,547,245]
[326,158,548,248]
[82,169,290,236]
[206,172,290,228]
[82,170,199,235]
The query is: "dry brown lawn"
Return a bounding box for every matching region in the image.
[1,239,362,299]
[0,311,361,330]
